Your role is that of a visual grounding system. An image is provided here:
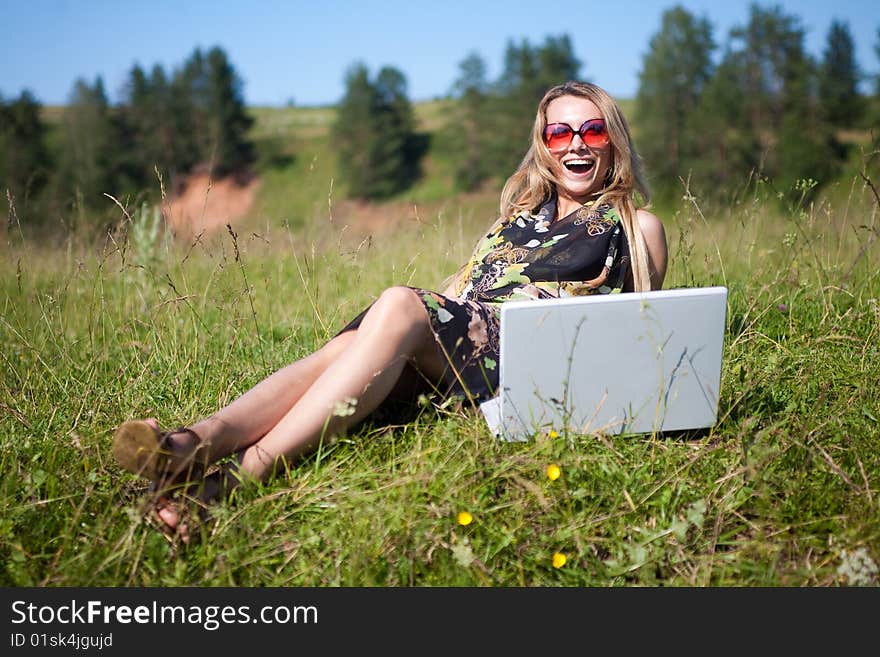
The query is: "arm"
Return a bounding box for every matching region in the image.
[638,209,668,290]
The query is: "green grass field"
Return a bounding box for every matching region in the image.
[2,105,879,587]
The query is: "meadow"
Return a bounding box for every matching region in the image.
[1,103,878,587]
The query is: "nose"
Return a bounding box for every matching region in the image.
[569,132,587,151]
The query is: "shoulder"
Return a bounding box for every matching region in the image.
[635,208,666,245]
[631,208,668,291]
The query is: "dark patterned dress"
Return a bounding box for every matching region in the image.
[339,195,630,405]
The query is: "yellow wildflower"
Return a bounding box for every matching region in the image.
[546,464,561,481]
[552,552,567,568]
[457,511,473,526]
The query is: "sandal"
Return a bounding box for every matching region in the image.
[112,420,208,486]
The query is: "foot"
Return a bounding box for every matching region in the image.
[154,465,240,543]
[112,418,209,486]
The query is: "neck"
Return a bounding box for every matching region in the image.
[555,192,594,219]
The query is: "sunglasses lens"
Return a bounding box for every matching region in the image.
[544,120,608,151]
[579,120,608,147]
[543,124,574,151]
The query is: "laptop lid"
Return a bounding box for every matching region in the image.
[493,286,728,441]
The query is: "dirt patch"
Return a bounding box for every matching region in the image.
[163,173,261,238]
[331,198,429,234]
[160,171,497,242]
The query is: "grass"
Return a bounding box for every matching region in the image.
[6,100,880,587]
[1,159,879,587]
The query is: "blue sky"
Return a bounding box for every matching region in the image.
[1,0,877,106]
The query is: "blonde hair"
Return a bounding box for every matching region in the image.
[496,81,653,292]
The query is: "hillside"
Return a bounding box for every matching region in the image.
[240,98,498,242]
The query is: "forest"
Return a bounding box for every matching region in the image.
[1,4,878,237]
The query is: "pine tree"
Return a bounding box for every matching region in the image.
[819,20,863,127]
[688,5,837,197]
[118,64,161,191]
[166,47,255,182]
[449,52,490,191]
[872,28,880,143]
[536,35,580,93]
[0,90,51,224]
[167,61,201,183]
[335,63,423,200]
[205,46,255,179]
[174,48,212,173]
[147,64,185,183]
[336,63,380,199]
[778,35,838,192]
[635,6,715,199]
[688,51,761,195]
[59,77,123,213]
[876,28,880,96]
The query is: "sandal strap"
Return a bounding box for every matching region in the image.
[158,426,201,449]
[155,426,209,483]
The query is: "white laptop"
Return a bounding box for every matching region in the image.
[480,286,728,441]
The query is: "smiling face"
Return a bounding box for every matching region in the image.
[544,95,613,216]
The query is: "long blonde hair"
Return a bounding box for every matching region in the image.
[497,81,653,292]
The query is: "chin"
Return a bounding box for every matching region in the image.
[562,180,600,201]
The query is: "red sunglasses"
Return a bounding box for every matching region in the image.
[543,118,608,151]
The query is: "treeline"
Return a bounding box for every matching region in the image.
[3,4,880,236]
[636,4,878,203]
[1,46,254,232]
[438,7,880,205]
[332,35,580,200]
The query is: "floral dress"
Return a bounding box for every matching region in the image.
[339,195,630,404]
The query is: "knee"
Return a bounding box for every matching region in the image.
[371,286,429,333]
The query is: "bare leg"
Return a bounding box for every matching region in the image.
[238,286,446,480]
[184,330,358,462]
[136,329,358,471]
[156,287,447,533]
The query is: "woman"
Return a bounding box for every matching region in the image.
[112,81,668,538]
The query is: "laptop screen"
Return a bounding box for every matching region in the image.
[489,286,728,441]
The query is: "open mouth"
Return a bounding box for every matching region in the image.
[564,159,595,174]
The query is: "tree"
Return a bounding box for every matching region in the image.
[635,5,715,198]
[871,27,880,141]
[336,63,381,199]
[176,48,210,169]
[687,5,837,197]
[819,20,863,127]
[204,46,255,178]
[169,46,255,180]
[118,64,164,192]
[335,63,423,200]
[58,77,123,213]
[147,64,188,183]
[535,35,581,93]
[876,28,880,96]
[443,36,581,191]
[777,34,838,192]
[449,52,490,190]
[0,90,51,223]
[688,51,761,194]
